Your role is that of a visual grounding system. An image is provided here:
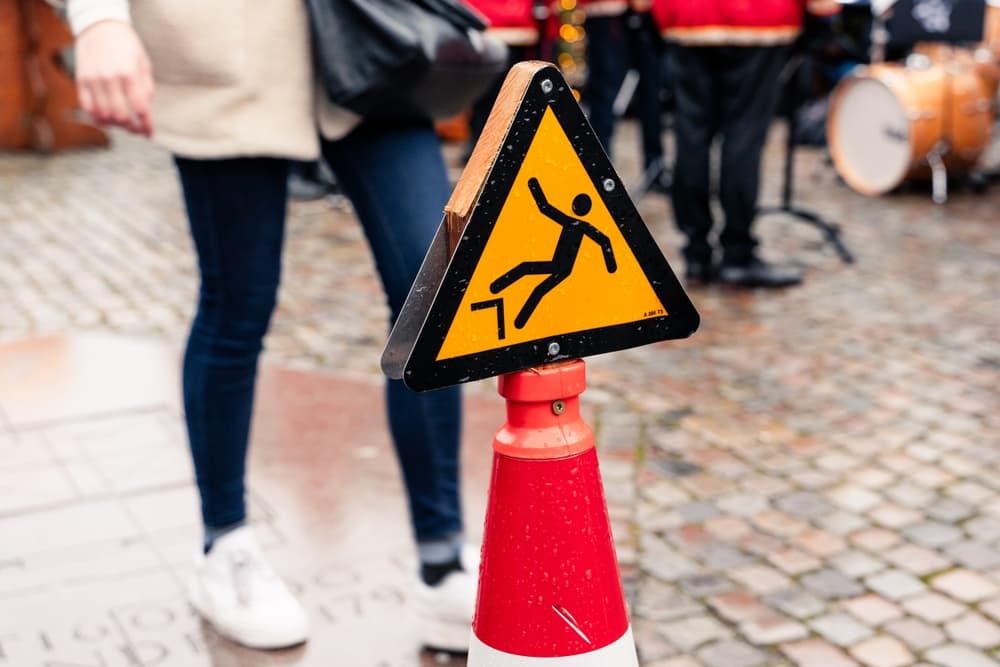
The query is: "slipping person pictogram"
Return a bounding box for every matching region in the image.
[490,177,617,329]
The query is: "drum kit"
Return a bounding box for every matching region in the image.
[827,0,1000,202]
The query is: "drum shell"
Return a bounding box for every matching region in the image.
[986,1,1000,60]
[945,60,995,166]
[828,63,945,195]
[828,59,994,196]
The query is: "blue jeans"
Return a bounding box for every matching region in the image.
[176,121,462,543]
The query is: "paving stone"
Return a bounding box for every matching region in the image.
[854,468,897,490]
[781,638,860,667]
[884,617,946,651]
[851,528,902,552]
[768,548,823,576]
[636,579,706,622]
[884,543,952,576]
[848,635,914,667]
[945,541,1000,570]
[640,541,700,582]
[842,595,905,626]
[680,573,737,599]
[909,464,953,487]
[696,639,769,667]
[795,529,848,557]
[635,618,680,663]
[831,485,884,513]
[904,522,965,548]
[801,569,866,600]
[925,644,1000,667]
[944,612,1000,649]
[820,511,872,536]
[753,510,810,538]
[644,658,704,667]
[901,593,968,624]
[966,517,1000,543]
[670,524,713,553]
[927,498,976,523]
[931,569,1000,602]
[765,588,827,620]
[677,501,722,523]
[809,612,875,647]
[739,614,809,645]
[775,491,834,519]
[700,543,756,570]
[981,597,1000,624]
[659,615,732,652]
[832,550,887,578]
[715,493,769,518]
[869,503,924,529]
[707,590,771,623]
[946,482,996,506]
[730,565,794,595]
[865,569,927,600]
[703,516,751,541]
[641,480,692,506]
[885,483,937,509]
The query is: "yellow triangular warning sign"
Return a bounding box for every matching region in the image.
[383,62,698,391]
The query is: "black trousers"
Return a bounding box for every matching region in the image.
[667,44,790,266]
[584,12,665,168]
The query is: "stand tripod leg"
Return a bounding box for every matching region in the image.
[630,156,671,199]
[928,151,948,205]
[786,207,856,264]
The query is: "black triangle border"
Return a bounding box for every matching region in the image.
[402,65,699,391]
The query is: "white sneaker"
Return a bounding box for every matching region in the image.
[415,545,481,653]
[188,526,309,649]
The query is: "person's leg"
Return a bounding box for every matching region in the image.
[466,45,529,162]
[320,122,463,563]
[175,156,289,544]
[322,121,469,651]
[717,45,789,267]
[583,13,629,158]
[629,12,666,170]
[175,157,308,650]
[667,45,717,278]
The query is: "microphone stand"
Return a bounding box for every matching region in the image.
[758,52,855,264]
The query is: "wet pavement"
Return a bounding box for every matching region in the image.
[1,122,999,667]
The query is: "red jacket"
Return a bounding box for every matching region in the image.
[652,0,839,46]
[578,0,654,18]
[464,0,540,44]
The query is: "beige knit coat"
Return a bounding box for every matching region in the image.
[68,0,358,159]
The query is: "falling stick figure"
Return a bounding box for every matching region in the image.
[490,176,617,329]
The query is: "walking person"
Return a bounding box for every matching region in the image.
[68,0,474,653]
[462,0,544,162]
[581,0,667,175]
[653,0,839,288]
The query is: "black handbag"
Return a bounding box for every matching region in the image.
[306,0,510,120]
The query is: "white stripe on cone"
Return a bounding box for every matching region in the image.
[468,626,639,666]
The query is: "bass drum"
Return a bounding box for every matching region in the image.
[987,1,1000,60]
[827,57,994,196]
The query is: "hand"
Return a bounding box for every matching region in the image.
[75,20,154,137]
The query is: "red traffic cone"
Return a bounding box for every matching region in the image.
[469,359,639,665]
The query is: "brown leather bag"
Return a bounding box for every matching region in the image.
[0,0,107,151]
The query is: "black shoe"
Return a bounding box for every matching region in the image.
[287,173,330,201]
[718,259,803,288]
[684,259,716,286]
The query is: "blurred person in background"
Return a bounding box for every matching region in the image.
[653,0,839,288]
[67,0,474,653]
[580,0,667,177]
[462,0,544,162]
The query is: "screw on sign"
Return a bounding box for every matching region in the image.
[381,62,700,665]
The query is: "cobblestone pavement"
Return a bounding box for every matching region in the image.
[2,123,1000,667]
